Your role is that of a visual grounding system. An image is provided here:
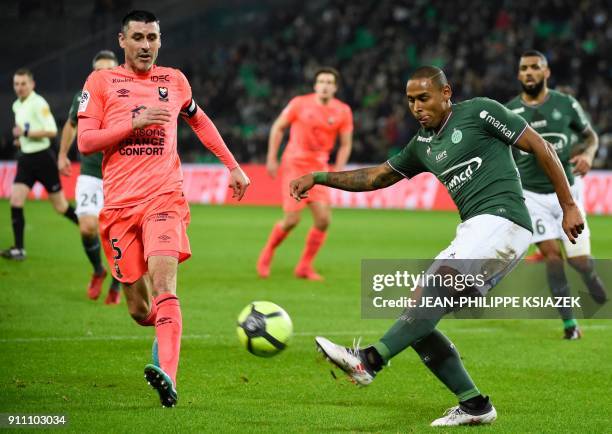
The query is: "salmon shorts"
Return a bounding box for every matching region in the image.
[99,191,191,283]
[281,161,330,212]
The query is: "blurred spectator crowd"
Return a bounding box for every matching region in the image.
[2,0,610,168]
[181,0,611,168]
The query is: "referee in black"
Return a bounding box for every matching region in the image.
[2,68,78,260]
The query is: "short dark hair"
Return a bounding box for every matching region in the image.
[92,50,118,68]
[314,67,340,86]
[121,10,159,33]
[409,66,448,89]
[520,50,548,65]
[14,68,33,79]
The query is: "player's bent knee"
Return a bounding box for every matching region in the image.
[567,256,593,274]
[9,198,25,207]
[52,202,68,214]
[128,303,151,323]
[79,218,98,238]
[282,216,300,231]
[542,249,563,262]
[314,217,330,231]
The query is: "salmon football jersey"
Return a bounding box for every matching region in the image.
[281,94,353,168]
[78,65,196,208]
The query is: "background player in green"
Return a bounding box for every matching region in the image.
[290,66,585,427]
[2,68,79,260]
[506,50,607,339]
[58,50,122,304]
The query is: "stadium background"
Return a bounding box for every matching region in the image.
[0,0,610,166]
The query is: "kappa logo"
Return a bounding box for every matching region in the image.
[440,157,482,192]
[116,88,130,97]
[479,110,516,140]
[158,87,168,102]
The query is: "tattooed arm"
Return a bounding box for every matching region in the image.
[289,162,403,200]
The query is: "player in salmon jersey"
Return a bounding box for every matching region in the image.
[76,10,250,407]
[257,67,353,280]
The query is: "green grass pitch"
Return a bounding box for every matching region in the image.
[0,200,611,433]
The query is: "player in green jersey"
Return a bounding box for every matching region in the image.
[290,66,584,427]
[507,50,607,339]
[57,50,122,304]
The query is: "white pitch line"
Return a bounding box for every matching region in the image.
[0,325,609,344]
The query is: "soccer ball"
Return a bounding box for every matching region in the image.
[236,301,293,357]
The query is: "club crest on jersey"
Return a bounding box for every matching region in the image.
[327,117,335,125]
[552,109,562,120]
[158,87,168,102]
[451,128,462,144]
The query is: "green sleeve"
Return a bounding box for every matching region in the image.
[386,136,425,178]
[68,91,81,126]
[474,97,528,145]
[567,95,591,133]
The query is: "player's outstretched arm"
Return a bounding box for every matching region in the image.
[266,115,290,178]
[183,106,251,200]
[333,131,353,172]
[58,120,77,176]
[514,126,584,243]
[290,162,403,201]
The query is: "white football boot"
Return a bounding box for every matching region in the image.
[430,404,497,427]
[315,336,375,386]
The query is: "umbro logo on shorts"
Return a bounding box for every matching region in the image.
[116,89,130,97]
[158,235,171,241]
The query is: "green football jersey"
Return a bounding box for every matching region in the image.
[505,90,590,194]
[69,91,103,179]
[388,97,532,232]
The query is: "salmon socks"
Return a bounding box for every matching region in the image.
[258,224,327,280]
[295,227,327,280]
[136,294,182,384]
[154,293,182,384]
[257,223,289,278]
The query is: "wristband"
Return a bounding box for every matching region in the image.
[23,124,29,137]
[312,172,328,184]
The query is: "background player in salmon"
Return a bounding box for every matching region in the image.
[77,10,250,407]
[257,67,353,280]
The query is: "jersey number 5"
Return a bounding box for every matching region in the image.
[111,238,122,260]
